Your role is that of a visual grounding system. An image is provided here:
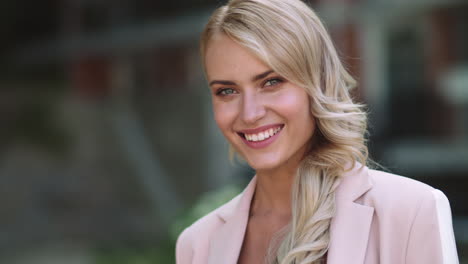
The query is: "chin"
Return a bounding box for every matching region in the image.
[245,156,284,172]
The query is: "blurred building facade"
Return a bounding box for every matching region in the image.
[0,0,467,262]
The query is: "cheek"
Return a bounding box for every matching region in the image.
[273,89,316,142]
[212,100,238,134]
[274,89,312,121]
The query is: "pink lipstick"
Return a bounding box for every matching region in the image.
[238,124,284,149]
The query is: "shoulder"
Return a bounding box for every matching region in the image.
[362,169,458,262]
[365,168,439,206]
[175,193,242,263]
[361,169,447,229]
[365,168,455,212]
[365,167,454,220]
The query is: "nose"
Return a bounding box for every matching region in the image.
[240,91,266,125]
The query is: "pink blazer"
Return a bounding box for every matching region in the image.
[176,165,459,264]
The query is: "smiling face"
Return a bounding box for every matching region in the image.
[204,34,315,173]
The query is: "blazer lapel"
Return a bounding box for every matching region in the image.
[327,164,374,264]
[207,177,257,264]
[206,164,374,264]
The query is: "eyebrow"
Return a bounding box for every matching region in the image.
[209,70,274,87]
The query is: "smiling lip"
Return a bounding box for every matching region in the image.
[238,124,283,134]
[237,124,284,149]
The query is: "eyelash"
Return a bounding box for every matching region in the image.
[215,77,284,96]
[263,77,284,87]
[216,88,236,96]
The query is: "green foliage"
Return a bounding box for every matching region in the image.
[93,183,243,264]
[169,183,243,241]
[94,242,175,264]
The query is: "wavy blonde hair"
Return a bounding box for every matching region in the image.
[200,0,368,263]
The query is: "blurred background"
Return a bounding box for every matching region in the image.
[0,0,467,263]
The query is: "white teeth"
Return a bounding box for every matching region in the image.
[244,126,282,142]
[258,133,265,140]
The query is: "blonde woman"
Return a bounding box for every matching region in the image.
[176,0,459,263]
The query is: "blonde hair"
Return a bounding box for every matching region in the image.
[200,0,368,263]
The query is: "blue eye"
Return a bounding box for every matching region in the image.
[216,88,237,96]
[264,78,283,87]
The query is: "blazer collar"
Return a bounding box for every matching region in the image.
[207,177,256,264]
[209,164,374,264]
[327,163,374,264]
[216,176,257,223]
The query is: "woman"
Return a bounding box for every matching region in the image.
[176,0,459,263]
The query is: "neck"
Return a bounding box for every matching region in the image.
[249,142,310,218]
[252,162,299,217]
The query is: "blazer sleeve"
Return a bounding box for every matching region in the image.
[176,227,194,264]
[405,189,459,264]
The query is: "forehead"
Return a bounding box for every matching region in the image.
[204,34,270,82]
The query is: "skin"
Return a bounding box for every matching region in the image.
[204,34,316,263]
